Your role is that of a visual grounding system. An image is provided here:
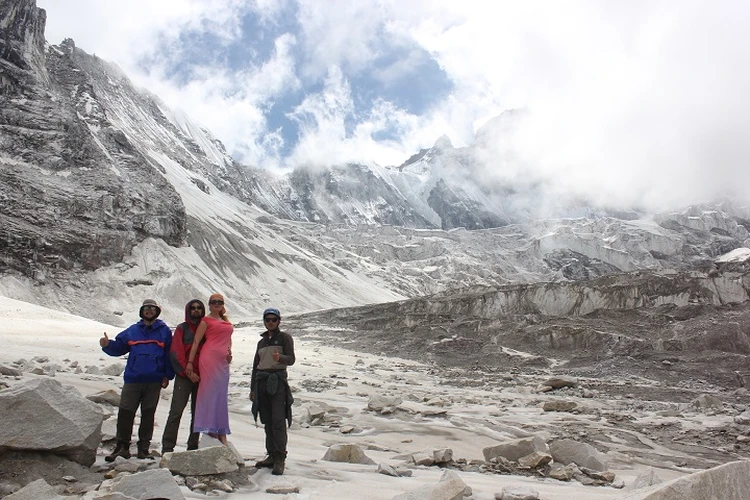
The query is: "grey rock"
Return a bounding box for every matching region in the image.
[542,400,578,412]
[368,395,403,413]
[734,409,750,425]
[433,448,453,464]
[691,394,723,411]
[97,468,184,500]
[495,486,540,500]
[101,364,125,377]
[549,463,579,481]
[542,376,578,389]
[621,460,750,500]
[322,443,376,465]
[392,470,468,500]
[0,378,102,465]
[483,436,549,462]
[3,479,64,500]
[628,467,663,490]
[0,482,22,496]
[411,451,435,466]
[87,389,121,406]
[378,463,400,477]
[206,479,234,493]
[161,446,239,475]
[549,439,608,472]
[517,451,552,468]
[266,485,300,494]
[0,364,22,376]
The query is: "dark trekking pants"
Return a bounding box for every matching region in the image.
[257,378,288,456]
[117,382,162,450]
[161,375,199,452]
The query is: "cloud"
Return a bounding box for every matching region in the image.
[37,0,750,209]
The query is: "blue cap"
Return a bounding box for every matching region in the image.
[263,307,281,319]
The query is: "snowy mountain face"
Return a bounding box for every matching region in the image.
[1,0,750,328]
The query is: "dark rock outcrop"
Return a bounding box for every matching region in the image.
[0,0,187,281]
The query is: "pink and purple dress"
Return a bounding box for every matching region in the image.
[194,316,233,435]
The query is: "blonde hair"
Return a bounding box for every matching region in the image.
[209,293,230,322]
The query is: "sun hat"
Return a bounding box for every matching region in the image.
[139,299,161,319]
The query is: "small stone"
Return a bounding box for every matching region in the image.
[494,485,540,500]
[266,485,301,494]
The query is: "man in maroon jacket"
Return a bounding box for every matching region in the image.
[161,299,205,453]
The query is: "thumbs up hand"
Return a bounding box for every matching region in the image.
[99,332,110,348]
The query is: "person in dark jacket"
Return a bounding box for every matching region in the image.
[250,307,295,475]
[161,299,205,454]
[100,299,174,461]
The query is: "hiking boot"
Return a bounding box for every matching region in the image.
[105,442,131,462]
[137,447,154,460]
[255,455,274,468]
[271,452,286,475]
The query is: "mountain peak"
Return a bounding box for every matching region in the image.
[59,37,76,55]
[433,135,453,151]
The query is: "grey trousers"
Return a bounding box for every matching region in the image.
[117,382,162,449]
[161,375,199,451]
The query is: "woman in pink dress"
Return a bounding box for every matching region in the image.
[185,293,233,445]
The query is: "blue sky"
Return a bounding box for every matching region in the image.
[37,0,750,209]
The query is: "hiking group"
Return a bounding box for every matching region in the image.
[99,296,295,475]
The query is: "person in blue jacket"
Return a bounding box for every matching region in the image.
[100,299,174,461]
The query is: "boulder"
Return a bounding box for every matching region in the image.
[518,451,552,468]
[628,467,663,490]
[392,470,469,500]
[548,439,608,472]
[368,395,403,414]
[378,463,412,477]
[322,443,376,465]
[160,446,239,475]
[542,377,578,389]
[433,448,453,464]
[622,460,750,500]
[96,468,184,500]
[542,401,577,412]
[0,364,22,376]
[87,389,121,406]
[0,378,103,466]
[483,436,549,462]
[101,363,125,376]
[549,463,579,481]
[495,486,540,500]
[691,394,723,411]
[3,479,64,500]
[733,410,750,425]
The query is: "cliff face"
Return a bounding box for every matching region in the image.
[0,0,48,85]
[0,1,186,281]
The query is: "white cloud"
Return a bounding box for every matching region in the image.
[38,0,750,209]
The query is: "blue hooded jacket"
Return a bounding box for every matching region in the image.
[102,319,175,383]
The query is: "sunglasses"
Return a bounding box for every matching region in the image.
[264,316,279,323]
[189,305,204,311]
[143,306,158,311]
[209,300,224,306]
